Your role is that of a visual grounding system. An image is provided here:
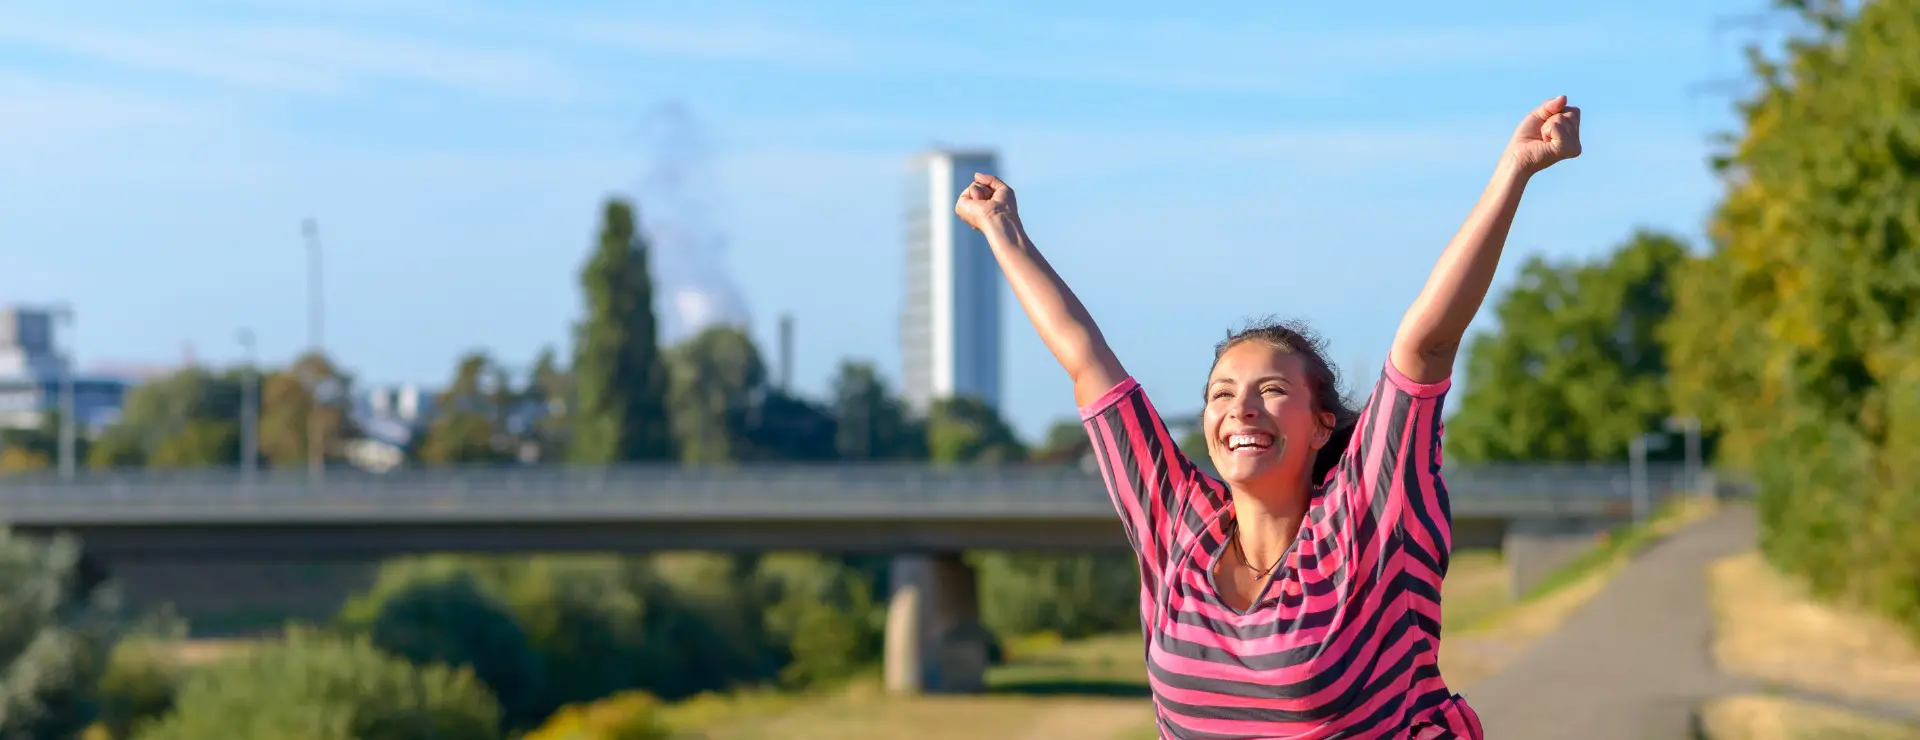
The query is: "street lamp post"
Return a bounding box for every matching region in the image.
[238,329,259,481]
[302,219,325,485]
[52,305,75,481]
[1629,435,1648,525]
[1629,432,1674,524]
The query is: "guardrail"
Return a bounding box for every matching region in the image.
[0,462,1701,525]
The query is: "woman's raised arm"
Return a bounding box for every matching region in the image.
[1390,95,1584,384]
[956,173,1127,407]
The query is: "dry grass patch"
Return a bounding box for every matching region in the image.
[664,634,1154,740]
[1708,550,1920,708]
[670,689,1150,740]
[159,637,262,666]
[1700,695,1920,740]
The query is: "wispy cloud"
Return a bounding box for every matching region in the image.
[0,10,580,100]
[0,72,218,137]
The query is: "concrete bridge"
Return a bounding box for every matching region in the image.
[0,462,1699,695]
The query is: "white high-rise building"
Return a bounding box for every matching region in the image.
[900,149,1003,416]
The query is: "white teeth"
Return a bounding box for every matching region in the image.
[1226,433,1272,450]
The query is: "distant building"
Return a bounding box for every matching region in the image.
[354,383,441,448]
[361,383,434,427]
[347,381,558,470]
[347,384,436,470]
[0,306,128,434]
[900,148,1004,416]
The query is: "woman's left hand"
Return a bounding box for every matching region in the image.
[1505,95,1582,174]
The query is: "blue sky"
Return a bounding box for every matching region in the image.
[0,0,1777,439]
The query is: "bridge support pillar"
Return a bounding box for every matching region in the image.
[883,552,989,695]
[1502,517,1616,598]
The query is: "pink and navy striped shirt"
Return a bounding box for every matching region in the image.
[1080,362,1482,739]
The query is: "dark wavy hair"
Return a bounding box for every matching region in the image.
[1206,318,1359,485]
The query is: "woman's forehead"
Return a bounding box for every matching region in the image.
[1210,343,1305,378]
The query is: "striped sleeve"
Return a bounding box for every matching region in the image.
[1334,360,1454,561]
[1080,378,1218,591]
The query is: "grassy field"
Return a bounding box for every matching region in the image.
[1703,550,1920,738]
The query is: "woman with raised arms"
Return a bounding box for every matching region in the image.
[953,96,1582,739]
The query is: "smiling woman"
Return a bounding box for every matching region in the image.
[1201,319,1356,489]
[951,95,1583,738]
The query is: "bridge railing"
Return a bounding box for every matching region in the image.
[0,463,1700,523]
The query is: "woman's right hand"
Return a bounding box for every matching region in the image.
[955,173,1019,231]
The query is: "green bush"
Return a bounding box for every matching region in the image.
[135,630,501,740]
[342,566,548,730]
[753,553,883,688]
[0,530,127,739]
[334,550,896,718]
[493,556,658,709]
[972,553,1140,641]
[92,641,184,740]
[634,555,776,698]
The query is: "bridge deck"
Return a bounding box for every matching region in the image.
[0,463,1681,525]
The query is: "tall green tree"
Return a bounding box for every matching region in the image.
[926,397,1026,465]
[665,326,764,464]
[86,367,244,469]
[570,199,674,464]
[418,352,516,466]
[747,391,839,461]
[523,347,571,462]
[1446,229,1693,463]
[829,362,925,460]
[257,353,355,470]
[1664,0,1920,633]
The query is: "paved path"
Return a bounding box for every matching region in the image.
[1465,505,1756,739]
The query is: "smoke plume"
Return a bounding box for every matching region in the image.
[635,101,753,346]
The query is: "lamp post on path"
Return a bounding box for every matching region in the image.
[1629,432,1673,525]
[52,304,75,481]
[238,329,259,481]
[1664,415,1702,494]
[302,218,326,486]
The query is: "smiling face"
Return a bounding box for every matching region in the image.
[1203,341,1336,490]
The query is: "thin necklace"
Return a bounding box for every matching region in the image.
[1230,530,1285,579]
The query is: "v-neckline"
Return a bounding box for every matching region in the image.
[1203,499,1313,617]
